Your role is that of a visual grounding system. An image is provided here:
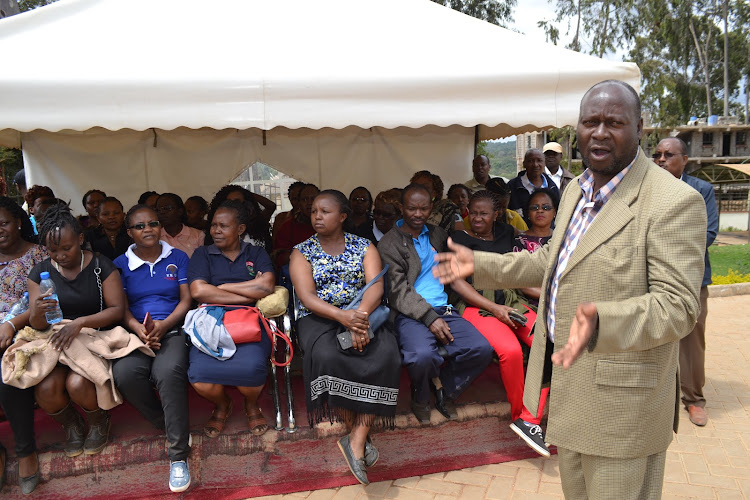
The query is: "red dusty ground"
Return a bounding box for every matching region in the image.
[0,364,545,498]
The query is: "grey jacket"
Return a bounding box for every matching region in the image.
[378,223,448,327]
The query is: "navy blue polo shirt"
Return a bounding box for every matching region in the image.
[188,242,273,288]
[114,242,189,323]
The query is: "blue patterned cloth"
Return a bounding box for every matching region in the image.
[295,233,370,317]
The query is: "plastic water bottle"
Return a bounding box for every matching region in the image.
[39,272,63,324]
[3,292,29,323]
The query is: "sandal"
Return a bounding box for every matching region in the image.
[245,403,268,437]
[203,398,233,438]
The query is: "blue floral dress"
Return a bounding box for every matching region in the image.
[294,233,400,427]
[295,233,369,315]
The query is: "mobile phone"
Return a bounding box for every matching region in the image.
[509,310,528,326]
[143,312,155,334]
[337,328,374,350]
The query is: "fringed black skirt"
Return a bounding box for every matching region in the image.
[297,313,401,429]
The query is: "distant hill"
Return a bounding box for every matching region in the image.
[479,140,517,180]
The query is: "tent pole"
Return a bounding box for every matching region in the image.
[473,126,479,156]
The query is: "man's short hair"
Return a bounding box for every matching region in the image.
[662,137,689,156]
[581,80,641,120]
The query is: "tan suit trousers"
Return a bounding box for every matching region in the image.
[558,447,667,499]
[680,286,709,408]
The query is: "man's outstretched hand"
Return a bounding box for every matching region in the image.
[551,302,598,369]
[433,238,475,284]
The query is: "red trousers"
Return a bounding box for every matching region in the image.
[462,306,548,424]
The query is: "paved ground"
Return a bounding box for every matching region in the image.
[715,231,750,246]
[253,294,750,500]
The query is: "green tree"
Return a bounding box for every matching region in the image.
[538,0,638,57]
[431,0,516,27]
[630,0,749,125]
[19,0,57,11]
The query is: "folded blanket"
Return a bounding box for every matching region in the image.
[1,322,153,410]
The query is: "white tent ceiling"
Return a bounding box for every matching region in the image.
[0,0,640,209]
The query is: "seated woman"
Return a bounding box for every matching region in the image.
[112,204,193,493]
[354,188,402,246]
[449,190,533,427]
[27,202,127,458]
[156,193,205,258]
[187,200,275,438]
[0,197,48,494]
[504,188,559,457]
[447,184,471,230]
[485,178,528,232]
[272,181,305,238]
[86,196,132,260]
[184,195,209,232]
[273,183,319,268]
[349,186,373,230]
[206,185,272,250]
[290,190,400,486]
[78,189,106,231]
[138,191,160,210]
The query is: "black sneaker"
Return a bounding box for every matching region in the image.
[510,418,550,457]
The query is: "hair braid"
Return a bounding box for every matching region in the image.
[37,201,82,248]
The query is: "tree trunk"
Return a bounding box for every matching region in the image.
[0,0,20,18]
[723,0,729,117]
[689,17,714,117]
[598,2,611,58]
[572,0,582,51]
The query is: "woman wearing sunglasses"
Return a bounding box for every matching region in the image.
[514,188,558,256]
[505,187,559,458]
[111,204,193,493]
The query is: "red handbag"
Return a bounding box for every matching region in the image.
[200,304,293,367]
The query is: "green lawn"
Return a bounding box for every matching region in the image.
[709,244,750,277]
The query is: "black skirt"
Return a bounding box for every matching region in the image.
[297,314,401,429]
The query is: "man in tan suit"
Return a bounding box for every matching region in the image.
[434,80,706,499]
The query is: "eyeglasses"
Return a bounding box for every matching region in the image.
[352,197,368,203]
[129,221,161,230]
[373,209,396,218]
[529,204,554,212]
[651,152,678,160]
[157,205,176,213]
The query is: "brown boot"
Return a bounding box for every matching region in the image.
[48,402,85,457]
[83,408,111,455]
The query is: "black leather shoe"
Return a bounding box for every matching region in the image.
[364,436,379,467]
[431,384,458,419]
[411,398,431,424]
[337,435,369,485]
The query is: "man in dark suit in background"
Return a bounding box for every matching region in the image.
[653,137,719,427]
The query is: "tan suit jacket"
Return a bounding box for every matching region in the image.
[473,149,706,459]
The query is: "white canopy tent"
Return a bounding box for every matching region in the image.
[0,0,640,209]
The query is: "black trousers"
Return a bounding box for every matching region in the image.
[112,332,190,461]
[0,379,36,458]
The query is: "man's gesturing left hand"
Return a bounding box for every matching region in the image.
[551,302,598,369]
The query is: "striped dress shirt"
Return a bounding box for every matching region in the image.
[545,154,637,341]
